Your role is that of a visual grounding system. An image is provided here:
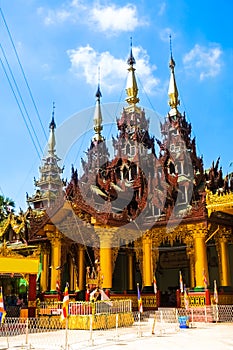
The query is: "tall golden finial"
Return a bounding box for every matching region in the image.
[168,35,180,111]
[48,102,56,154]
[125,37,139,106]
[93,67,104,142]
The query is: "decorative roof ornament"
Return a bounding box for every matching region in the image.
[125,37,139,106]
[93,67,104,142]
[48,102,56,155]
[168,35,180,113]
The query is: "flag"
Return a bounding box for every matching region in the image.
[90,288,98,301]
[99,289,113,306]
[61,283,69,321]
[179,271,184,293]
[37,253,43,282]
[184,285,189,310]
[213,280,218,304]
[0,287,6,324]
[153,276,157,295]
[100,289,110,301]
[137,283,143,313]
[56,280,60,292]
[203,270,208,289]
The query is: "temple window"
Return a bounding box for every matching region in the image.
[131,145,135,156]
[183,162,190,175]
[153,206,160,216]
[177,185,187,204]
[170,144,175,152]
[176,161,182,174]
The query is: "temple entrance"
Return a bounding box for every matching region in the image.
[156,242,189,307]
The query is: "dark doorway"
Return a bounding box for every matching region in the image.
[156,242,189,307]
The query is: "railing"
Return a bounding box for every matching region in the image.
[38,299,132,316]
[0,306,233,349]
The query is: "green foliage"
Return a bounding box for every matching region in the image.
[0,195,15,222]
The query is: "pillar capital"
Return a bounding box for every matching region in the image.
[94,225,117,248]
[218,227,231,242]
[142,230,152,242]
[46,230,63,245]
[191,224,208,239]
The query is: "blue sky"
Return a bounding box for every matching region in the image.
[0,0,232,211]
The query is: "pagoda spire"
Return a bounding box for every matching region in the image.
[48,102,56,155]
[168,35,180,113]
[27,103,64,209]
[93,69,104,142]
[125,37,139,106]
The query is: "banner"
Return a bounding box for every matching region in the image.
[213,280,218,304]
[153,276,157,295]
[137,283,143,313]
[61,283,69,321]
[0,286,6,324]
[179,271,184,293]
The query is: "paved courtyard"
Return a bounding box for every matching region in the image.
[0,322,233,350]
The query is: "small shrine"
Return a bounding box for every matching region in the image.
[1,41,232,317]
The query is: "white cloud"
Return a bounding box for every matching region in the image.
[67,45,159,94]
[37,7,72,25]
[158,2,166,16]
[37,2,147,34]
[90,4,147,33]
[37,1,86,26]
[183,44,222,80]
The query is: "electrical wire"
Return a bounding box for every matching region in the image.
[0,7,47,142]
[0,57,42,160]
[0,44,44,156]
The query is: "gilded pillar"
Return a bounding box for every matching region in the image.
[193,227,208,288]
[189,251,195,288]
[142,233,152,287]
[41,247,49,292]
[78,245,85,290]
[217,231,231,286]
[69,259,75,291]
[127,250,134,291]
[46,229,62,291]
[185,234,195,288]
[95,227,115,289]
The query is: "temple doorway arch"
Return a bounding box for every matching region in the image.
[156,241,190,307]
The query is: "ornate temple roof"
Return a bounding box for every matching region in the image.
[27,104,65,210]
[25,41,233,243]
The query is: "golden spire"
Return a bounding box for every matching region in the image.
[93,70,104,142]
[125,38,139,106]
[48,102,56,155]
[168,35,180,112]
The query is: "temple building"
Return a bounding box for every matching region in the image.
[1,43,233,313]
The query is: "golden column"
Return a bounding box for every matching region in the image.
[95,227,115,289]
[41,246,49,292]
[78,245,85,290]
[127,249,134,291]
[189,250,195,288]
[218,231,231,286]
[142,233,152,287]
[193,227,208,287]
[46,228,62,291]
[69,259,75,291]
[185,234,195,288]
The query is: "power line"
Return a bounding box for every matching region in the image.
[0,7,47,142]
[0,57,42,160]
[0,44,44,156]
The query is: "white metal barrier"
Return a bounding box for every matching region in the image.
[38,299,132,316]
[0,305,232,349]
